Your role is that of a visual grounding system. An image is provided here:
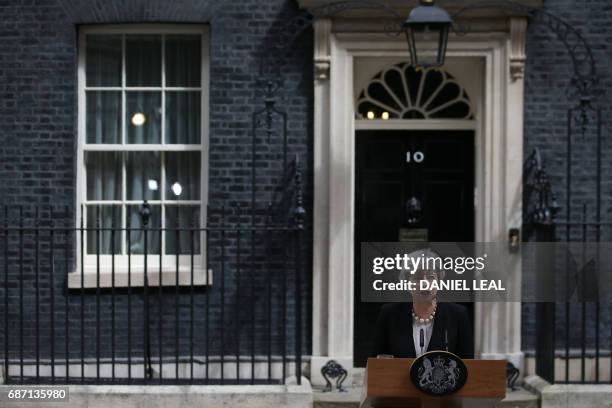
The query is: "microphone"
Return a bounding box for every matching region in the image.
[420,328,425,355]
[444,329,449,352]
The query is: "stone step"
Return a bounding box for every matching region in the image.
[313,388,539,408]
[314,388,361,408]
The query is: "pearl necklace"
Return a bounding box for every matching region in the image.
[412,303,437,324]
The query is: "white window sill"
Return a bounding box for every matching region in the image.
[68,267,213,289]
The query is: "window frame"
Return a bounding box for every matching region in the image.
[72,24,211,288]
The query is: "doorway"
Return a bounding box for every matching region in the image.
[353,129,475,366]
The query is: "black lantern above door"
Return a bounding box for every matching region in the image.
[404,0,453,67]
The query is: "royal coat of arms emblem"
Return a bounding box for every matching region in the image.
[410,351,468,396]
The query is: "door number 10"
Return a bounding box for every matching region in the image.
[406,151,425,163]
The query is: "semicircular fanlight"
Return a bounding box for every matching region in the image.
[356,63,474,120]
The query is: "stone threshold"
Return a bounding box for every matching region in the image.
[313,387,539,408]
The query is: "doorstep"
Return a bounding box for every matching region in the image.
[313,387,539,408]
[314,388,362,408]
[310,368,539,407]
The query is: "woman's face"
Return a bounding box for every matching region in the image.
[409,270,438,302]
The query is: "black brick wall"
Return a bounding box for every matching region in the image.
[522,0,612,354]
[0,0,313,372]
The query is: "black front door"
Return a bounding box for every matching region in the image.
[354,130,475,367]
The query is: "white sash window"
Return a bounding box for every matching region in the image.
[73,25,210,288]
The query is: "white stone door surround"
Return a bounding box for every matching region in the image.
[309,18,527,386]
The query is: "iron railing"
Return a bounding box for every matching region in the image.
[526,145,611,385]
[0,202,305,385]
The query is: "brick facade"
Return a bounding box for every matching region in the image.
[0,0,313,368]
[522,0,612,353]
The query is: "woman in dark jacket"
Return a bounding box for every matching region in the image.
[371,249,474,359]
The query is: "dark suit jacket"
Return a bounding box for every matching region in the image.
[371,302,474,359]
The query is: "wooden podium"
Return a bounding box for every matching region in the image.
[360,358,506,408]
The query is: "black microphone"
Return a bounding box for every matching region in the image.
[420,328,425,355]
[444,329,449,352]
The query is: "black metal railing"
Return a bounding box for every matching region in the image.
[526,145,612,385]
[0,201,305,385]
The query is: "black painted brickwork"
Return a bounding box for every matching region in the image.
[0,0,313,369]
[522,0,612,354]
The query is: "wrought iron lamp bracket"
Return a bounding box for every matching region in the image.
[452,0,603,108]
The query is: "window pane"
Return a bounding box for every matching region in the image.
[126,35,161,87]
[126,91,161,144]
[86,152,122,201]
[86,35,121,87]
[127,205,161,254]
[165,152,200,200]
[126,152,161,201]
[86,91,121,144]
[86,205,122,255]
[165,34,201,87]
[165,91,201,144]
[165,205,200,255]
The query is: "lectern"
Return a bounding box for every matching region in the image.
[360,358,506,408]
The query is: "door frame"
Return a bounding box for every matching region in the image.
[310,22,526,386]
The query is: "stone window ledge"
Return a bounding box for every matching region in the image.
[68,267,213,289]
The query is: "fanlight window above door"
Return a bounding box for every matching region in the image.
[356,63,474,120]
